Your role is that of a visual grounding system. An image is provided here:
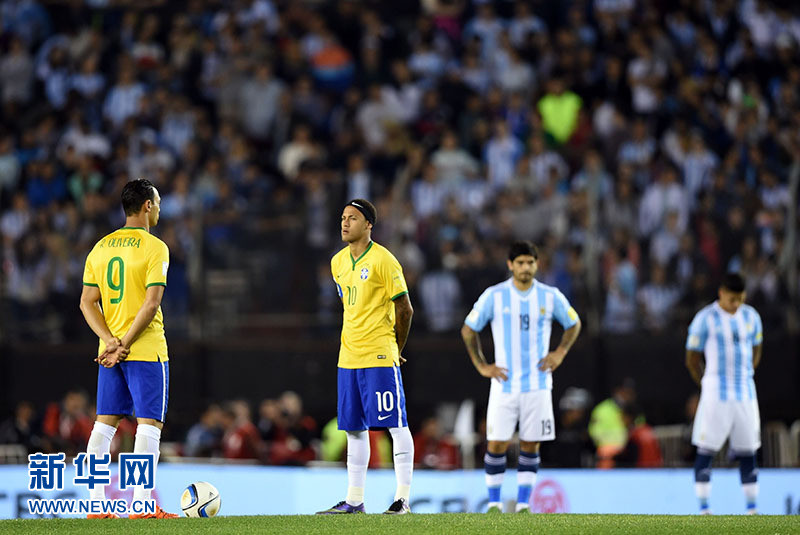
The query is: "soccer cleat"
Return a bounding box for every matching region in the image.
[516,505,531,514]
[87,513,120,519]
[316,501,366,514]
[700,509,712,516]
[487,503,503,514]
[746,508,758,515]
[129,505,179,519]
[383,498,411,515]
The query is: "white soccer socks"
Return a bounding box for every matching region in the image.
[132,424,162,502]
[86,421,117,500]
[389,426,414,502]
[345,431,370,506]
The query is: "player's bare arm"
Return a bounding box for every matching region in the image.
[538,319,581,372]
[394,293,413,364]
[752,344,762,369]
[79,285,128,364]
[461,323,508,380]
[118,284,166,356]
[685,349,704,386]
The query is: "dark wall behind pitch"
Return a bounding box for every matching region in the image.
[2,332,798,440]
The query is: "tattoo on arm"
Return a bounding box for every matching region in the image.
[461,325,488,369]
[557,321,581,353]
[393,295,413,353]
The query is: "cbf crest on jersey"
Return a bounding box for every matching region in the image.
[360,267,369,280]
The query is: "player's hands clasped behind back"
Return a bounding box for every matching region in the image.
[538,348,566,372]
[477,362,508,381]
[95,337,130,368]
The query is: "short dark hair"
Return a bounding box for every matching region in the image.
[720,272,746,293]
[121,179,155,216]
[508,240,539,261]
[346,199,377,226]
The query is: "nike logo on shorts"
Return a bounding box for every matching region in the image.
[378,414,391,421]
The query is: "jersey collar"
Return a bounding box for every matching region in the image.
[120,226,146,230]
[713,301,740,318]
[350,240,374,270]
[508,277,536,298]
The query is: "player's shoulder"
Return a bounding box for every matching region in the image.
[534,279,567,298]
[144,231,168,248]
[87,229,119,257]
[370,241,400,264]
[740,303,761,319]
[533,279,558,293]
[480,279,511,297]
[693,302,716,321]
[331,246,349,265]
[137,232,168,258]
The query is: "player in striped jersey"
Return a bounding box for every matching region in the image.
[686,273,763,515]
[461,241,581,513]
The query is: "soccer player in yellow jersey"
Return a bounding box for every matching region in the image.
[79,179,177,519]
[317,199,415,515]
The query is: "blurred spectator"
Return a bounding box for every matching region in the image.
[540,387,594,468]
[103,65,145,129]
[590,379,636,468]
[418,250,462,332]
[221,400,265,461]
[637,263,681,332]
[638,166,688,238]
[266,391,318,466]
[185,404,223,457]
[0,401,42,453]
[0,36,34,110]
[537,75,582,145]
[413,416,460,470]
[41,390,92,456]
[612,403,663,468]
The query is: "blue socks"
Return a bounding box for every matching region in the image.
[484,452,506,504]
[738,453,758,512]
[694,451,713,512]
[517,452,540,506]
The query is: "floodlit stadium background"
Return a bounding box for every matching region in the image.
[0,0,798,517]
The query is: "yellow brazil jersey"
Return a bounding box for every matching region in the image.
[331,241,409,369]
[82,227,169,362]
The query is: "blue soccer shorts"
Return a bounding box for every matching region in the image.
[96,357,169,422]
[337,366,408,431]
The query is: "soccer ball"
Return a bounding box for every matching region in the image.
[181,481,221,518]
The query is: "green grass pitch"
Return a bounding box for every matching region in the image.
[1,514,798,535]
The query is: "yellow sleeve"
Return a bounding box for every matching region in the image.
[382,253,408,301]
[146,240,169,287]
[83,250,98,286]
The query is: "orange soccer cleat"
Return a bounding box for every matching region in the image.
[129,505,179,519]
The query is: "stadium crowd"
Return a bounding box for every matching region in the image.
[0,382,697,468]
[1,0,799,342]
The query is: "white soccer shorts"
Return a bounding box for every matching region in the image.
[486,383,555,442]
[691,392,761,452]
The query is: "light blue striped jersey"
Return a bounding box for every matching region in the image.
[686,302,763,402]
[464,278,579,393]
